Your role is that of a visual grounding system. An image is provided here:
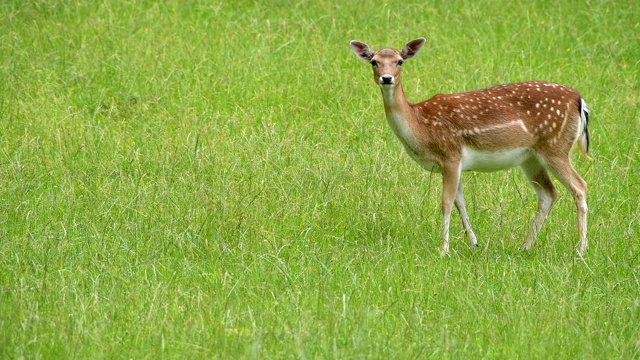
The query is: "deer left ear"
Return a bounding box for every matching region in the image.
[400,38,426,60]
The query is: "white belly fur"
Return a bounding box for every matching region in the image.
[461,147,531,172]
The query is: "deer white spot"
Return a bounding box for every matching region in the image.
[517,120,530,133]
[556,109,561,116]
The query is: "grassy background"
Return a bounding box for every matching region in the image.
[1,0,639,358]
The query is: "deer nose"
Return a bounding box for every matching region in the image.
[380,75,393,85]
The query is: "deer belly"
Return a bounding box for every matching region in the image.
[461,147,531,172]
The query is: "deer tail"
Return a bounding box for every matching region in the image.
[579,97,593,160]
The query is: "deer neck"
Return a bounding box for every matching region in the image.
[379,83,416,144]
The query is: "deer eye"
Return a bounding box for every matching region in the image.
[370,60,377,67]
[398,60,404,66]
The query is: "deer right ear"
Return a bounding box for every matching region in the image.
[400,38,426,60]
[350,41,374,62]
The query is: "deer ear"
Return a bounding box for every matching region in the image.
[350,41,374,62]
[400,38,426,60]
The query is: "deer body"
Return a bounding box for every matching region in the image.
[350,38,590,255]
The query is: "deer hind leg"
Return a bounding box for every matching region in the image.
[546,157,588,254]
[454,180,479,248]
[520,157,558,250]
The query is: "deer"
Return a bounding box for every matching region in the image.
[349,38,591,256]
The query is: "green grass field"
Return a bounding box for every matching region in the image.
[1,0,639,358]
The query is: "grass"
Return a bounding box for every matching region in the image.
[1,0,639,358]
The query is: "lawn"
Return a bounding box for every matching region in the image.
[1,0,639,358]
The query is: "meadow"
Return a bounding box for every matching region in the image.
[1,0,639,358]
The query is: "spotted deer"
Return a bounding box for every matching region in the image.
[350,38,591,255]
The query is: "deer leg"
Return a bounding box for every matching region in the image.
[454,180,478,248]
[546,158,588,254]
[520,158,558,250]
[440,163,461,256]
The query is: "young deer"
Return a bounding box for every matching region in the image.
[350,38,591,255]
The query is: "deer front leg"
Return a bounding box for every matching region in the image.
[454,180,478,249]
[440,163,462,256]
